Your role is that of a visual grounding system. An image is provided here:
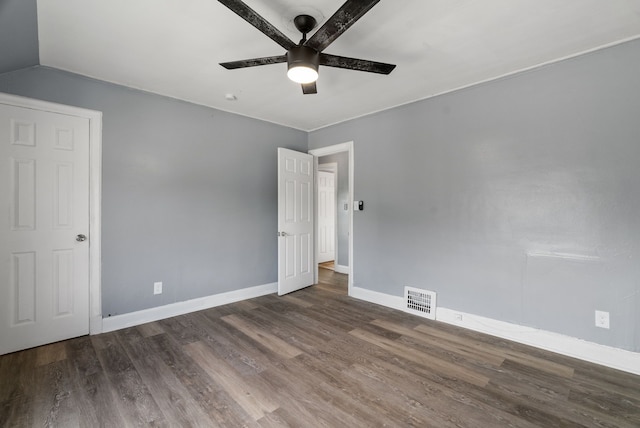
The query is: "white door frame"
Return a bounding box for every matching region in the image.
[0,92,103,335]
[309,141,354,295]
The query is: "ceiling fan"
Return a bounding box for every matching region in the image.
[218,0,396,94]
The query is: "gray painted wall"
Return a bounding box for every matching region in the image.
[0,66,307,317]
[309,39,640,352]
[0,0,39,74]
[319,152,349,267]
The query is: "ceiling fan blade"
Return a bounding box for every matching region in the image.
[305,0,381,52]
[220,55,287,70]
[301,82,317,94]
[320,53,396,74]
[218,0,296,50]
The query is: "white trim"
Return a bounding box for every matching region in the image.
[436,308,640,376]
[334,264,349,274]
[351,287,640,376]
[351,286,404,311]
[88,104,103,334]
[312,156,321,284]
[309,141,354,296]
[309,142,352,157]
[102,282,277,333]
[0,92,103,335]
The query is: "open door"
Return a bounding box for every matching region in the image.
[278,148,314,295]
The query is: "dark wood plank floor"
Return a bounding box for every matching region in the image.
[2,269,639,427]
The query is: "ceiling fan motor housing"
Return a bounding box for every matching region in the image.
[287,45,320,79]
[288,46,319,69]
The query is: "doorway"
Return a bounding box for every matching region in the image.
[309,142,353,295]
[317,165,336,265]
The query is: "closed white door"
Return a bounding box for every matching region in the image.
[277,148,314,295]
[0,103,90,355]
[317,171,335,263]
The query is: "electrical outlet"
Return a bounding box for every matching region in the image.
[595,310,609,329]
[154,281,162,295]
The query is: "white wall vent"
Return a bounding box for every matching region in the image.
[404,287,437,320]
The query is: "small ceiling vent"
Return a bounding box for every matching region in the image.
[404,287,437,320]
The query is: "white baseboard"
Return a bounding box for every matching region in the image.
[334,264,349,274]
[351,287,640,376]
[351,286,405,311]
[436,308,640,376]
[101,282,277,333]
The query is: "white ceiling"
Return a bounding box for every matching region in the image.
[37,0,640,131]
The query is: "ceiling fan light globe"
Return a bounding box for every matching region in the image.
[287,66,318,84]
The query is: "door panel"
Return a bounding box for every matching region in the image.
[12,251,36,324]
[12,158,36,230]
[0,104,90,355]
[278,148,314,295]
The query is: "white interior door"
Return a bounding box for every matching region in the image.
[0,103,90,355]
[317,170,335,263]
[278,148,314,295]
